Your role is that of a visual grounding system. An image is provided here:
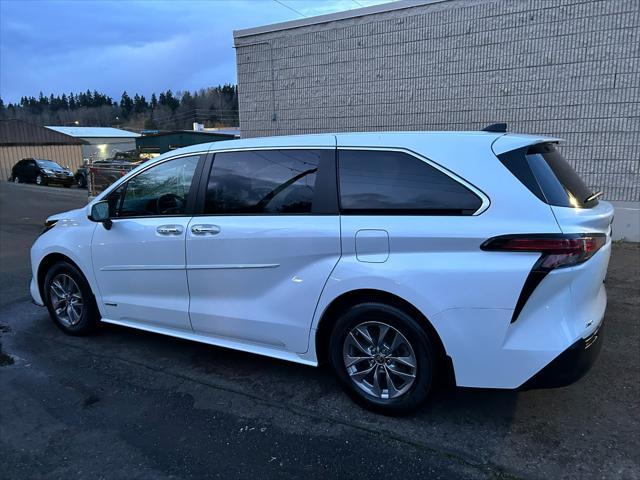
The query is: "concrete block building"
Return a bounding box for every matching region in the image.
[233,0,639,240]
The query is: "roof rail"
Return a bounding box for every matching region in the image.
[482,123,507,133]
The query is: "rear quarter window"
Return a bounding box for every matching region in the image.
[497,143,598,209]
[338,150,483,215]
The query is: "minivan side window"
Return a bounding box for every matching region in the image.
[338,150,482,214]
[204,149,332,214]
[114,155,200,217]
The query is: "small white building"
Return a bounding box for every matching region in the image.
[45,126,140,160]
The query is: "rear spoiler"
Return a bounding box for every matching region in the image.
[492,134,563,156]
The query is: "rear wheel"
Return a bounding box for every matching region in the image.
[13,176,20,184]
[329,302,437,415]
[43,261,99,335]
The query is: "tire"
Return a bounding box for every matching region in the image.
[329,302,438,415]
[36,175,46,186]
[77,176,87,188]
[13,176,20,184]
[43,261,99,335]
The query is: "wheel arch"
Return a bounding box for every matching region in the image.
[37,253,86,301]
[314,288,454,384]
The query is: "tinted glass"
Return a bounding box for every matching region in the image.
[118,155,199,217]
[338,150,482,214]
[526,144,597,208]
[106,185,124,217]
[205,150,321,214]
[36,160,62,169]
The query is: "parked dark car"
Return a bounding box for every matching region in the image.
[74,162,90,188]
[10,158,74,187]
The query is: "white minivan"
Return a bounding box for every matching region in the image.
[30,129,613,414]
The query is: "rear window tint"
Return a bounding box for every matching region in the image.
[498,143,598,209]
[338,150,482,215]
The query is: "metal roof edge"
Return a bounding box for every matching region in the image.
[233,0,448,40]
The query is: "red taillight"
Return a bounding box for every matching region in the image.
[481,234,606,269]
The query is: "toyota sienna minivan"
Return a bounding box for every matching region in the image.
[30,129,613,414]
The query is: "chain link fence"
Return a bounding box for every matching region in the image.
[88,162,139,198]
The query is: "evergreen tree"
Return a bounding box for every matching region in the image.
[1,85,238,129]
[120,91,134,118]
[133,94,148,114]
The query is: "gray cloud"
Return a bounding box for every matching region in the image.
[0,0,392,103]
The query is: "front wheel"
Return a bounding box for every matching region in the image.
[43,261,99,335]
[13,176,20,184]
[36,175,45,186]
[329,303,438,415]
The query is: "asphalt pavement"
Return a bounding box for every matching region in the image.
[0,181,638,479]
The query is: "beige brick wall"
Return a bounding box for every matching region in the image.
[234,0,640,202]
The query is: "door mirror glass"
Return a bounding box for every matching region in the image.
[90,201,110,223]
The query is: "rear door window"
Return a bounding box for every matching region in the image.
[204,149,336,215]
[338,150,482,215]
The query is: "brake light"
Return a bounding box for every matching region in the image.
[481,233,607,323]
[481,234,606,269]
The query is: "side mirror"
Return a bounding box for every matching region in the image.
[89,200,112,230]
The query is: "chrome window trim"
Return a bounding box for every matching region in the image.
[208,145,336,154]
[96,145,489,216]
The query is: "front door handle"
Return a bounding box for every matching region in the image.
[191,224,221,235]
[157,225,183,235]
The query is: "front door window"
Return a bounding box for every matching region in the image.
[115,155,199,217]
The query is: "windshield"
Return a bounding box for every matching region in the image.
[36,160,63,170]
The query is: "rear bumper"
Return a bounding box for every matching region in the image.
[46,178,74,185]
[520,322,604,390]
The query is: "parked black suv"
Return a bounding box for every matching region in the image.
[10,158,75,187]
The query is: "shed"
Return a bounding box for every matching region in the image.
[45,126,140,160]
[136,130,237,155]
[0,120,85,181]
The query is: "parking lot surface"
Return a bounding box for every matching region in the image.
[1,181,638,479]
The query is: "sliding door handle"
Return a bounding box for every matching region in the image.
[157,225,184,235]
[191,224,221,235]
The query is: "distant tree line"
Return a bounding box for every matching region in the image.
[0,84,239,130]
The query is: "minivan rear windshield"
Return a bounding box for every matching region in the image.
[498,143,598,209]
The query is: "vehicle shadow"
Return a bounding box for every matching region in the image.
[92,320,521,461]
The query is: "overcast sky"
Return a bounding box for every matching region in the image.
[0,0,394,104]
